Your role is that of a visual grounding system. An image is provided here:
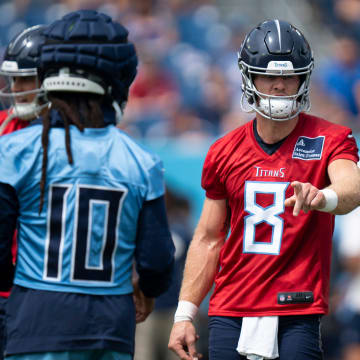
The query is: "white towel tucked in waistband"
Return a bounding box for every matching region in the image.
[237,316,279,360]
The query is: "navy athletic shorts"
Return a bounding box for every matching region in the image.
[208,315,323,360]
[6,350,131,360]
[0,297,7,360]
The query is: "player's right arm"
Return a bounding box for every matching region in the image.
[0,182,18,291]
[168,197,229,360]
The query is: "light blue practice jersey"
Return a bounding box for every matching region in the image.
[0,124,165,295]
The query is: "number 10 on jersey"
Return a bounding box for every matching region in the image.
[44,184,127,283]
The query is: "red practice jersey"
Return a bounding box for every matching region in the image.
[202,113,359,317]
[0,110,28,298]
[0,109,29,135]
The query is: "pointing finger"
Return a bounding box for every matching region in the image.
[285,194,296,207]
[291,182,304,216]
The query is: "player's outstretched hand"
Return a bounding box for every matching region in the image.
[132,279,154,323]
[168,321,202,360]
[284,181,326,216]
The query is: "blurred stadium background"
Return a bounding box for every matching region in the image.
[3,0,360,359]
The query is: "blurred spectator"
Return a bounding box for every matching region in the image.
[124,52,180,138]
[170,0,218,51]
[166,43,211,109]
[195,65,232,134]
[123,0,178,59]
[333,0,360,39]
[316,34,360,124]
[334,0,360,22]
[98,0,130,19]
[215,17,247,111]
[170,108,212,140]
[57,0,103,10]
[309,82,354,128]
[219,109,252,135]
[0,0,48,48]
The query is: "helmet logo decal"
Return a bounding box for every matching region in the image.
[267,61,294,73]
[67,23,75,34]
[1,61,19,71]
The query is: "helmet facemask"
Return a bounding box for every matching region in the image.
[239,59,313,121]
[0,68,48,122]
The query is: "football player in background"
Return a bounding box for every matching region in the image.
[168,19,360,360]
[0,24,48,360]
[0,9,174,360]
[0,25,48,134]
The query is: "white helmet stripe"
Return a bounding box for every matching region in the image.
[9,25,43,53]
[275,19,281,51]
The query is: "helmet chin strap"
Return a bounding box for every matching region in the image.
[12,102,39,120]
[11,101,49,121]
[252,81,307,121]
[112,100,123,124]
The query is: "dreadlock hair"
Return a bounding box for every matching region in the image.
[39,92,105,213]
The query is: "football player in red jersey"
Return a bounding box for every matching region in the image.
[0,25,48,360]
[169,19,360,360]
[0,25,48,135]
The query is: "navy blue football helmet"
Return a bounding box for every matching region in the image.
[238,19,314,121]
[39,9,138,119]
[0,25,48,122]
[1,24,46,77]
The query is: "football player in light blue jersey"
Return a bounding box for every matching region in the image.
[0,9,175,360]
[0,24,50,360]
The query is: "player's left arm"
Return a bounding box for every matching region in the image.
[134,195,175,299]
[132,272,155,324]
[326,159,360,214]
[285,159,360,216]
